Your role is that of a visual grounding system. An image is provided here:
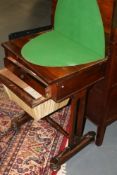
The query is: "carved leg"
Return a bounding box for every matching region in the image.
[50,90,96,171]
[50,131,95,171]
[0,113,32,139]
[11,113,32,131]
[95,125,106,146]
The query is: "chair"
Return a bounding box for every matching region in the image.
[0,0,108,170]
[86,0,117,146]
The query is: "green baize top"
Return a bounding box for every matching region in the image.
[21,0,105,67]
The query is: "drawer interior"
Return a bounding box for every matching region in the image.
[0,68,69,120]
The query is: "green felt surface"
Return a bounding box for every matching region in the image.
[21,0,105,67]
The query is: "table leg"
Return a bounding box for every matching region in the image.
[50,90,96,171]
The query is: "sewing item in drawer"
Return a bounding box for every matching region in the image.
[0,68,69,121]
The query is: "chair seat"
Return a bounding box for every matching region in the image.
[21,31,103,67]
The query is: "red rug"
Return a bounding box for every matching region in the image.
[0,84,70,175]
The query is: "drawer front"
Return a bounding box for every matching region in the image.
[52,62,106,101]
[4,56,48,97]
[0,68,69,121]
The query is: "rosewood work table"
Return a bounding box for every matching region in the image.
[0,34,106,169]
[0,0,116,171]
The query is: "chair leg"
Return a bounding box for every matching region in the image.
[95,125,106,146]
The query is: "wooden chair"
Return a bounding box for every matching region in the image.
[86,0,117,146]
[0,0,111,170]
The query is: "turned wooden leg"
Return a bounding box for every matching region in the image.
[95,125,106,146]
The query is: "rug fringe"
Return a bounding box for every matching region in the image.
[57,163,67,175]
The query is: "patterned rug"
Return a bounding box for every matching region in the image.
[0,84,70,175]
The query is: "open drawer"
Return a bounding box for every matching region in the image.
[0,68,69,121]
